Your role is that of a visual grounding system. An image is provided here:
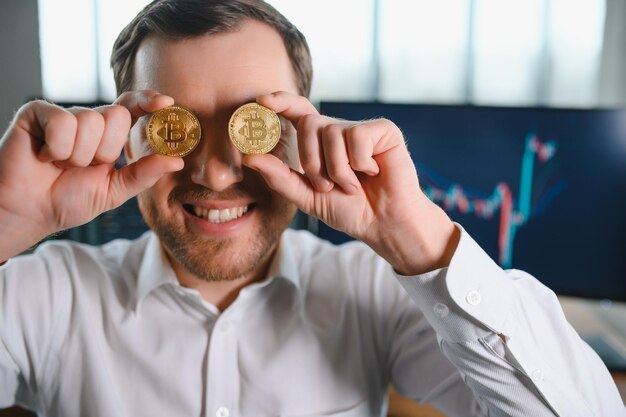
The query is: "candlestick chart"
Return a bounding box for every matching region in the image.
[419,133,562,268]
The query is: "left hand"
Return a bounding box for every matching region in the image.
[243,92,459,275]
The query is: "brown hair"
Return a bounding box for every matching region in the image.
[111,0,312,96]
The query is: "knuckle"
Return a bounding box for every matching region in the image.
[20,99,46,113]
[14,100,49,122]
[322,123,342,138]
[297,113,320,132]
[102,104,131,127]
[378,117,393,126]
[379,118,401,135]
[347,122,369,139]
[49,110,78,134]
[75,108,105,128]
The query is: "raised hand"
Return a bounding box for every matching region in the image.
[0,91,184,261]
[244,92,459,275]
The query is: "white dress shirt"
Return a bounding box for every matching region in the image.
[0,227,623,417]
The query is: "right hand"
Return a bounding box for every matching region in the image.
[0,90,184,260]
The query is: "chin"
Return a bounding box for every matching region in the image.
[137,192,296,282]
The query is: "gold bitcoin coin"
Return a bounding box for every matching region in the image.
[146,105,201,157]
[228,103,281,154]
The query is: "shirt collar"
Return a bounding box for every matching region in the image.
[134,230,302,309]
[135,232,179,309]
[263,230,301,292]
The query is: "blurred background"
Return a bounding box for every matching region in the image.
[1,0,625,127]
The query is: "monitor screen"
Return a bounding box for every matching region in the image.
[319,102,626,301]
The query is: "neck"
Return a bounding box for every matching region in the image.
[169,252,275,312]
[183,276,260,311]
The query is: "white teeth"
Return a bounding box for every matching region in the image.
[208,209,220,222]
[193,205,249,223]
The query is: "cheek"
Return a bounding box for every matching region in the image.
[141,175,175,210]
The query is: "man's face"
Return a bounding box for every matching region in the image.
[127,20,300,282]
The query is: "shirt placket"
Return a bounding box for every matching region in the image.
[205,310,241,417]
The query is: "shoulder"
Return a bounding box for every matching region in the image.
[283,228,385,271]
[2,232,154,300]
[282,228,406,301]
[34,231,151,275]
[280,230,424,361]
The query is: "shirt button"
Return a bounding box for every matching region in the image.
[216,406,229,417]
[532,369,544,382]
[465,290,482,306]
[433,303,449,318]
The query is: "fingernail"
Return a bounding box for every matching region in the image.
[155,93,174,103]
[345,183,359,194]
[316,177,333,191]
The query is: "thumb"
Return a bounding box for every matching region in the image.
[107,154,184,208]
[244,154,315,212]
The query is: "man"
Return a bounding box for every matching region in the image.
[0,0,622,416]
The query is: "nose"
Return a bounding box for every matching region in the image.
[186,129,244,192]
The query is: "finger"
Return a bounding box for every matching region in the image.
[243,154,315,213]
[349,119,404,159]
[107,154,184,209]
[345,123,381,176]
[30,104,78,163]
[113,90,174,125]
[297,113,333,192]
[258,92,334,191]
[64,108,105,167]
[93,105,132,164]
[256,91,319,127]
[321,123,361,194]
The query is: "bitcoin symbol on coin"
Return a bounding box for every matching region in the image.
[229,103,281,154]
[146,106,201,157]
[239,111,267,146]
[158,112,186,149]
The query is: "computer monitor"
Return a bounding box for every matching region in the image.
[319,102,626,301]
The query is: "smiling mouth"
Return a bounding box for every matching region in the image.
[183,204,250,223]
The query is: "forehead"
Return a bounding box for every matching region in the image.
[132,20,298,108]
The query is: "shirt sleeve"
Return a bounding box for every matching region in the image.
[0,246,71,411]
[0,327,20,407]
[395,225,625,417]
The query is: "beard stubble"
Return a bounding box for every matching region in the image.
[136,186,296,283]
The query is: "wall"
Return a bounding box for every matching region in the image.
[599,0,626,107]
[0,0,42,130]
